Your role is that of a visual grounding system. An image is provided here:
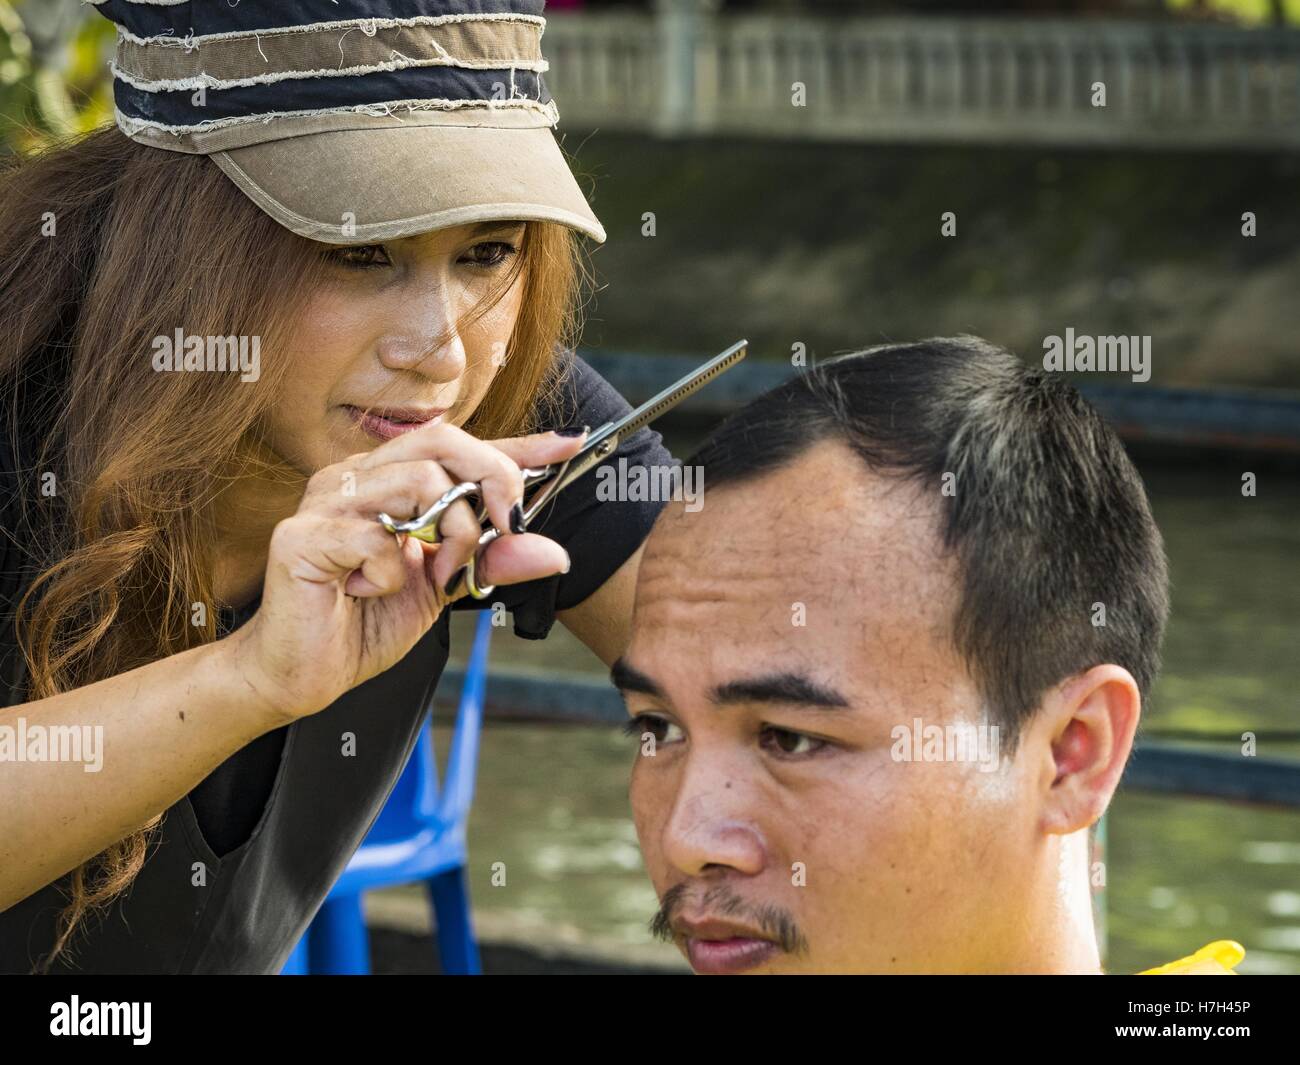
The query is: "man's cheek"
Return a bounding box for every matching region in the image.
[628,763,666,879]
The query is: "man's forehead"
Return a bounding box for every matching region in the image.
[639,437,950,606]
[628,438,963,697]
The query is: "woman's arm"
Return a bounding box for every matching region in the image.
[0,635,275,911]
[557,544,646,667]
[1,425,588,912]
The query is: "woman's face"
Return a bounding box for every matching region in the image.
[265,220,527,475]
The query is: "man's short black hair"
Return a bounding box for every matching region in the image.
[685,335,1169,746]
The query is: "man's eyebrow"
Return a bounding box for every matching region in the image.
[609,659,849,711]
[711,673,850,710]
[610,657,663,699]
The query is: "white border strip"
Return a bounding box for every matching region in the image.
[113,12,546,48]
[114,96,558,137]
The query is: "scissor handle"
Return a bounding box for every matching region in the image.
[461,462,569,600]
[377,464,566,599]
[377,465,559,543]
[377,481,479,544]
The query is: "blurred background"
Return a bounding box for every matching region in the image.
[4,0,1297,975]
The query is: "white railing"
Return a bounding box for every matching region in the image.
[543,7,1300,149]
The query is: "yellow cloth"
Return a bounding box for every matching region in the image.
[1138,940,1245,975]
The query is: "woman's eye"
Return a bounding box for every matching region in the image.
[461,241,517,268]
[622,713,684,746]
[760,726,827,757]
[326,244,391,269]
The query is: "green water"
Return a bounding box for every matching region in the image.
[423,453,1299,974]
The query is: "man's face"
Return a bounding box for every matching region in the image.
[620,438,1042,974]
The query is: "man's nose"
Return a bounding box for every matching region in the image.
[660,756,767,879]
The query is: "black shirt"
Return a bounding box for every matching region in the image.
[0,351,674,972]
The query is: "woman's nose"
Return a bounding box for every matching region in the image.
[376,327,467,380]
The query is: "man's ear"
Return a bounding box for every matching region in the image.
[1038,664,1141,837]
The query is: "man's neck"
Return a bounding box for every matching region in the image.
[988,830,1104,974]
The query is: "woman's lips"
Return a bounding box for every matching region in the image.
[344,405,448,441]
[685,936,778,975]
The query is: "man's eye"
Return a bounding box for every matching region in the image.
[461,241,517,268]
[326,243,391,269]
[759,726,827,757]
[622,713,684,746]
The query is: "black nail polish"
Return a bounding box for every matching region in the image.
[510,501,527,535]
[554,424,589,437]
[444,566,466,596]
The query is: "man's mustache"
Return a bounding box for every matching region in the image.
[649,882,810,956]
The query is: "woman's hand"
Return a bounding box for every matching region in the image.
[222,424,587,725]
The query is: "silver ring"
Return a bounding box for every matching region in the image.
[463,552,495,600]
[463,527,502,600]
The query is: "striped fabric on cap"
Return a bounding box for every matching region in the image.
[89,0,559,142]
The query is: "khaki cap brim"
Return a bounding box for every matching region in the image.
[210,122,605,246]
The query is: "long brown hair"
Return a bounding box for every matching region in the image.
[0,123,588,971]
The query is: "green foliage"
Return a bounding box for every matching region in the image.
[1167,0,1300,23]
[0,0,114,155]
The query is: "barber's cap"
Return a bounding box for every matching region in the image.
[89,1,605,244]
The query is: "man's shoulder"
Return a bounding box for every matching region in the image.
[543,349,631,426]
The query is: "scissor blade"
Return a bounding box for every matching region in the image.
[548,339,749,497]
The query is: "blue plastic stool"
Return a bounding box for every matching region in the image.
[281,611,493,975]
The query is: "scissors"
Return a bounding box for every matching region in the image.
[378,339,749,599]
